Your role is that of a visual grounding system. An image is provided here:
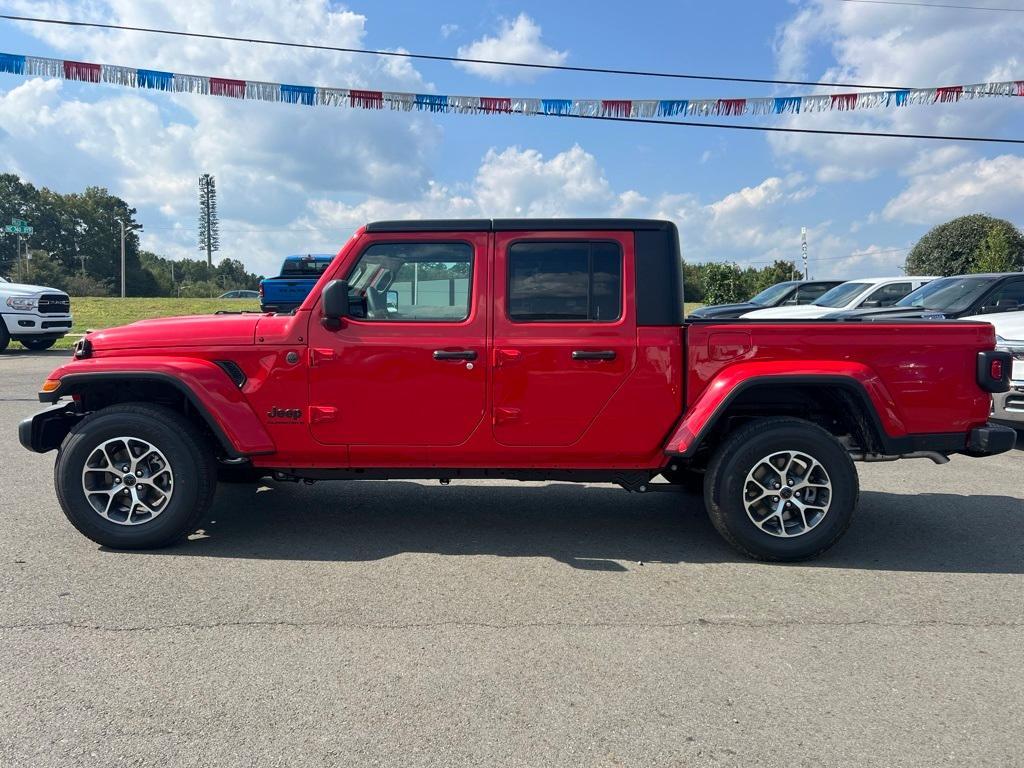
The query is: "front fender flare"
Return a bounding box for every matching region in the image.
[38,357,276,457]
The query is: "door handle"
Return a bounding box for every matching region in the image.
[571,350,616,361]
[433,350,478,361]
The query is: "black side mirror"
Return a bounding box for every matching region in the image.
[322,279,350,329]
[861,300,881,308]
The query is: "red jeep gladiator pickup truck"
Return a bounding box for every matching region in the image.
[19,219,1016,561]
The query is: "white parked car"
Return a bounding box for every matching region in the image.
[740,276,937,320]
[0,275,73,351]
[972,310,1024,429]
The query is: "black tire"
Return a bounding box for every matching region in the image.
[0,323,9,353]
[704,418,858,562]
[20,337,56,351]
[54,403,218,549]
[216,463,269,484]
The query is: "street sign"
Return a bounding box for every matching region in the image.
[4,218,33,235]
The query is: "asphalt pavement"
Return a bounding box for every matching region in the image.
[1,349,1022,767]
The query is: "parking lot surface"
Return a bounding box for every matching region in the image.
[1,349,1022,767]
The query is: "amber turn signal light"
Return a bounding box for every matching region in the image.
[40,379,60,393]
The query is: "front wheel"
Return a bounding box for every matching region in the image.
[54,403,217,549]
[20,337,56,351]
[703,418,858,562]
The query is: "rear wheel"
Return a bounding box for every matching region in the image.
[704,418,858,562]
[20,337,56,351]
[55,403,217,549]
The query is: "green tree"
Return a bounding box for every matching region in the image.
[975,225,1020,273]
[700,262,745,305]
[905,214,1024,276]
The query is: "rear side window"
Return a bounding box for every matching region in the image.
[281,257,331,276]
[508,241,622,322]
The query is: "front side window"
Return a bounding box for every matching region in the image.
[346,242,472,321]
[981,280,1024,312]
[508,241,622,322]
[865,282,912,307]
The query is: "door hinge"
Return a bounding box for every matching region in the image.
[493,407,521,425]
[494,348,522,368]
[309,348,336,367]
[309,406,338,424]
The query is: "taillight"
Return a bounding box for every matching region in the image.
[977,350,1011,393]
[258,283,264,297]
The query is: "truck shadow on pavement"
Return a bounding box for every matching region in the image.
[126,481,1024,574]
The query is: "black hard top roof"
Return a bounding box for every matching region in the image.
[365,218,676,233]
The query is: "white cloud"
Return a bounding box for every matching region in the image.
[883,154,1024,224]
[440,24,459,38]
[771,0,1024,182]
[455,13,567,82]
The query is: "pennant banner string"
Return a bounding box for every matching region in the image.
[1,51,1022,121]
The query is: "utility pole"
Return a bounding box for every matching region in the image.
[800,227,809,280]
[116,218,143,298]
[117,219,126,298]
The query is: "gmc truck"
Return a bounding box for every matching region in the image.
[18,219,1016,561]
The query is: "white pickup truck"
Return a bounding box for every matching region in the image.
[0,276,73,351]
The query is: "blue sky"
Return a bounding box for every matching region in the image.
[1,0,1023,278]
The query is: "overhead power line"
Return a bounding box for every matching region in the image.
[0,13,909,90]
[837,0,1024,11]
[547,111,1024,145]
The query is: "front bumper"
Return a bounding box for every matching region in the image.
[991,382,1024,428]
[1,311,73,337]
[965,421,1017,456]
[18,404,82,453]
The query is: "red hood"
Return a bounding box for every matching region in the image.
[88,314,263,350]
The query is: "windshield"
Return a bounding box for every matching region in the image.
[813,282,874,308]
[895,276,993,312]
[749,282,795,306]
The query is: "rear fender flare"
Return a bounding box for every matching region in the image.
[665,361,905,457]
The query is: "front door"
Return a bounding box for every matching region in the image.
[307,232,488,448]
[491,231,637,447]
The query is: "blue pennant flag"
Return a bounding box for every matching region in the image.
[416,94,448,112]
[0,53,26,75]
[542,99,573,115]
[137,69,174,91]
[657,100,688,116]
[893,90,911,107]
[773,97,802,114]
[281,84,315,105]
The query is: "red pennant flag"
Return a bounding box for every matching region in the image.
[350,90,384,109]
[715,98,746,116]
[63,60,101,83]
[935,86,963,103]
[210,77,246,98]
[601,100,632,117]
[1015,81,1024,97]
[480,97,512,113]
[830,93,858,110]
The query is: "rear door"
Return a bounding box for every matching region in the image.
[491,230,636,447]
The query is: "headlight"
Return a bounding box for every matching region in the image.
[5,296,37,311]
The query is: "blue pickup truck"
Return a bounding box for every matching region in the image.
[259,254,334,313]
